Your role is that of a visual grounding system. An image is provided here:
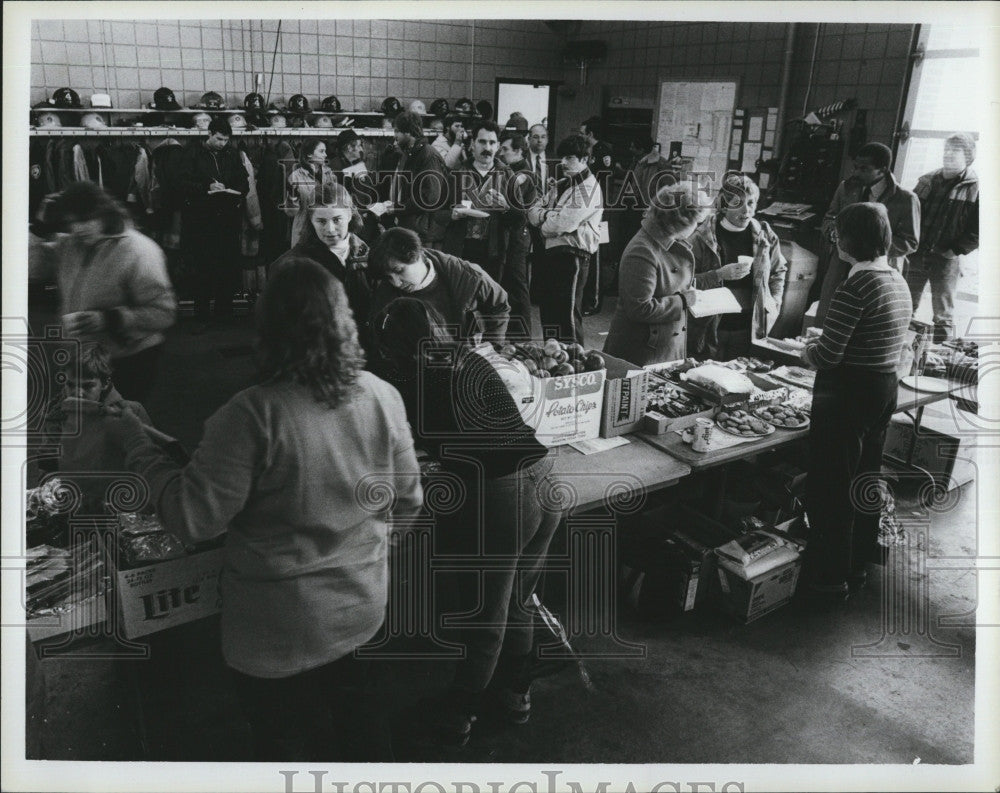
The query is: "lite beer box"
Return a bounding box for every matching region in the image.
[115,548,224,639]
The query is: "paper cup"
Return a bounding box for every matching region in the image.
[691,417,715,452]
[737,255,753,266]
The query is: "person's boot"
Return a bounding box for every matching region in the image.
[582,299,603,317]
[414,688,478,748]
[485,653,533,725]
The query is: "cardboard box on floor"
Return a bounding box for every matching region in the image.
[115,547,224,639]
[715,556,802,623]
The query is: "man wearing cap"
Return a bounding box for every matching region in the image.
[179,117,249,331]
[906,133,979,341]
[330,129,383,244]
[390,110,451,246]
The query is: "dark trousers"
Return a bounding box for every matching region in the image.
[804,366,898,586]
[443,455,561,694]
[502,225,532,339]
[536,246,590,346]
[183,208,241,320]
[582,244,605,308]
[111,344,164,404]
[230,651,391,762]
[462,238,503,285]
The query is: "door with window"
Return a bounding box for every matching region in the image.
[896,24,982,302]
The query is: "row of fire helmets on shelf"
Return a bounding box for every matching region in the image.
[382,96,494,120]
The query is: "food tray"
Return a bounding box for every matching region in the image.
[752,405,810,429]
[715,408,775,438]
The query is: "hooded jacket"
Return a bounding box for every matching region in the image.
[603,214,696,366]
[370,247,511,343]
[688,214,787,356]
[36,226,176,359]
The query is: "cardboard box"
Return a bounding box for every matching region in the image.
[115,548,224,639]
[599,353,649,438]
[476,345,607,447]
[714,556,802,623]
[641,375,716,434]
[27,593,108,642]
[883,419,967,490]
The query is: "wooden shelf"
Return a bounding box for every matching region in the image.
[28,126,403,138]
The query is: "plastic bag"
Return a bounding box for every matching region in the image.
[528,594,594,691]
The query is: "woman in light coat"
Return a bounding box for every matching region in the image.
[604,183,710,366]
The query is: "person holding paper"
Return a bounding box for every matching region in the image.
[330,129,384,244]
[178,116,249,331]
[603,183,710,366]
[286,139,338,247]
[688,171,787,360]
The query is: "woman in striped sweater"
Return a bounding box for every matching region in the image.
[801,202,913,599]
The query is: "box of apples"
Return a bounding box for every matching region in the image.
[486,339,648,443]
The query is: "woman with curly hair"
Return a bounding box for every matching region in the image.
[106,258,423,761]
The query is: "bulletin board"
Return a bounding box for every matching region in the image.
[729,105,780,188]
[654,79,738,183]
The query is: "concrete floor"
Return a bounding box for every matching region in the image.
[26,294,981,766]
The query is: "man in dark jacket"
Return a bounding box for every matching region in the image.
[815,142,920,324]
[389,110,451,246]
[442,121,513,285]
[497,132,537,338]
[907,133,979,341]
[368,227,510,344]
[179,117,249,330]
[330,128,384,244]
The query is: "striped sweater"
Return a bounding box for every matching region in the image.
[804,267,912,371]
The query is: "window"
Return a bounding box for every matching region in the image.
[896,24,981,302]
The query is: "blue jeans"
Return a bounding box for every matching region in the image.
[443,454,562,693]
[906,251,961,341]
